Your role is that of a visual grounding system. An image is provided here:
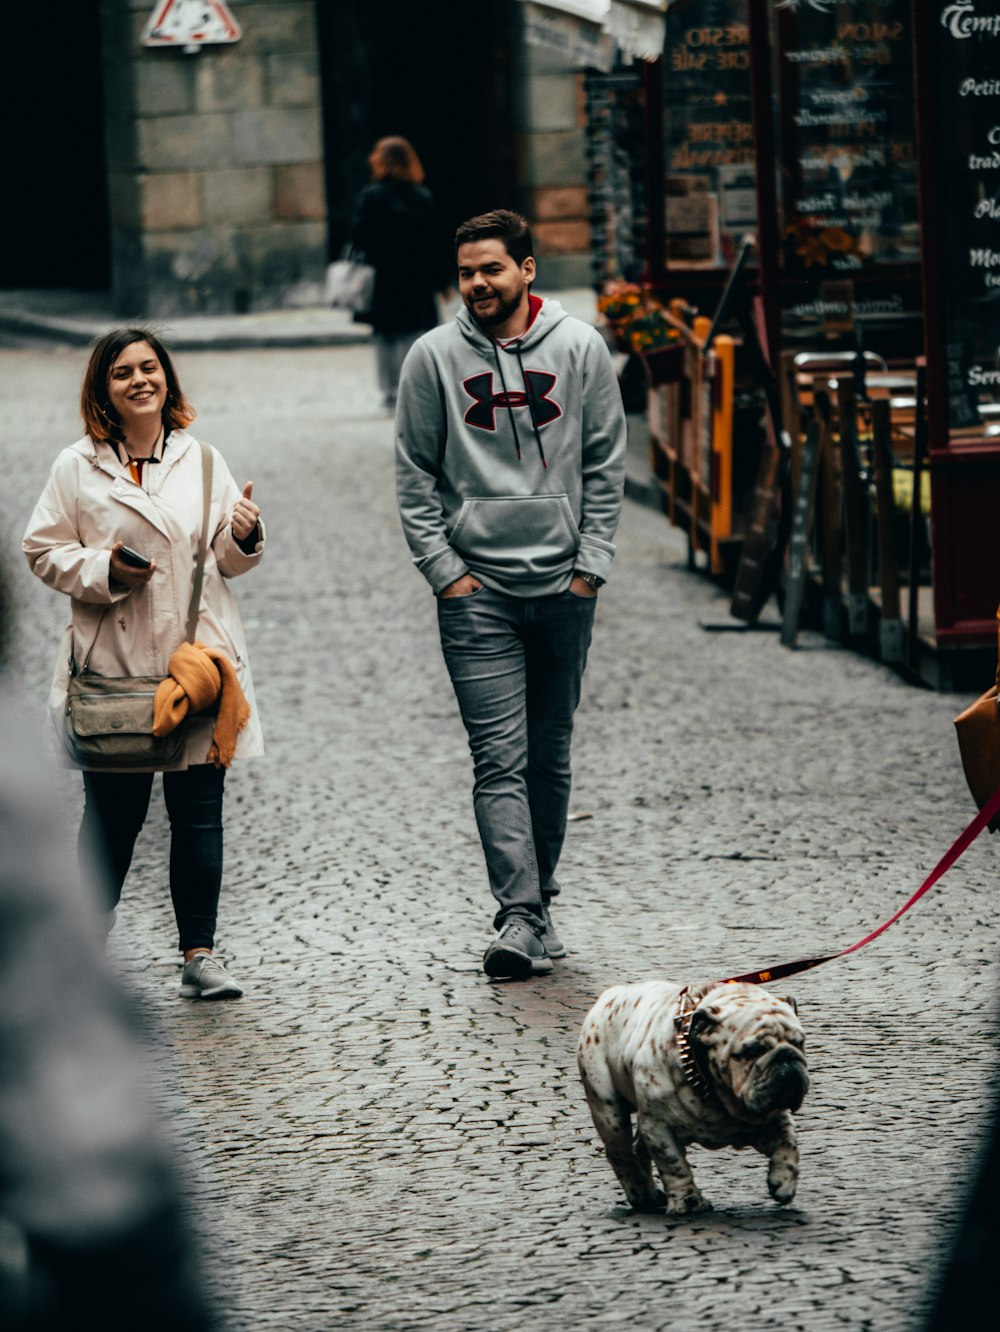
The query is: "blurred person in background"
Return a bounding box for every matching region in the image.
[350,135,452,410]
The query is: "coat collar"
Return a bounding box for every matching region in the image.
[73,430,194,476]
[71,432,197,539]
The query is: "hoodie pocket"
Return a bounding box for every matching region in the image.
[449,494,579,584]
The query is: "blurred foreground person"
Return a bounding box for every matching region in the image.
[922,1070,1000,1329]
[350,135,451,409]
[22,327,265,1000]
[0,670,215,1329]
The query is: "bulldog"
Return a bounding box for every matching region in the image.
[578,980,809,1215]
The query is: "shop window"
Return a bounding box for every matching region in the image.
[662,0,755,270]
[585,67,649,287]
[917,3,1000,431]
[773,0,921,352]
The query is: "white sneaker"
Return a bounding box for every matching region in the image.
[179,954,244,1000]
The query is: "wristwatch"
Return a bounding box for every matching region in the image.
[575,570,604,590]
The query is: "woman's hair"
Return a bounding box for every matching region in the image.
[80,326,195,445]
[369,136,425,185]
[454,210,534,267]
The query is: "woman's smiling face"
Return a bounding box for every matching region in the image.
[106,340,167,433]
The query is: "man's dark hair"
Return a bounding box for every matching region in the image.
[455,209,534,266]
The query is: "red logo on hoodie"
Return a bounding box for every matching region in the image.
[462,370,562,432]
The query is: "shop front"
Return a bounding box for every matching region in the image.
[597,0,1000,688]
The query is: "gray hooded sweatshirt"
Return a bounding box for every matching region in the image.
[395,296,627,598]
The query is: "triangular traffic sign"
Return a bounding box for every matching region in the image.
[142,0,241,48]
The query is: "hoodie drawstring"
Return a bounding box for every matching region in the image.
[492,341,548,470]
[514,345,548,470]
[492,342,522,462]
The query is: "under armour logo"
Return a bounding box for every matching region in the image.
[462,370,562,432]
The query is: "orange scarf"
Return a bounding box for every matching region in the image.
[152,641,250,769]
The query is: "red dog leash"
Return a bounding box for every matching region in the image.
[715,785,1000,987]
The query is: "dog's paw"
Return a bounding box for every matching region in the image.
[628,1189,668,1213]
[665,1189,711,1216]
[767,1162,799,1205]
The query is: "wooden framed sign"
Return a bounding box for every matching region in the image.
[662,0,756,269]
[771,0,922,351]
[912,0,1000,644]
[918,1,1000,432]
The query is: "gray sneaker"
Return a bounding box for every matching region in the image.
[179,954,244,1000]
[483,918,553,979]
[540,905,566,959]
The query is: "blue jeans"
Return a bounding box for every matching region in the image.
[437,584,596,930]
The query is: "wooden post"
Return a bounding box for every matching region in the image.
[780,349,802,504]
[815,381,842,639]
[870,398,905,663]
[641,57,666,287]
[691,314,713,562]
[907,363,929,671]
[747,0,782,375]
[711,334,736,573]
[836,378,870,638]
[780,416,822,650]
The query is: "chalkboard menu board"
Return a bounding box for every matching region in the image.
[773,0,920,342]
[662,0,755,267]
[926,1,1000,430]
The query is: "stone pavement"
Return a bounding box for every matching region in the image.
[1,338,998,1331]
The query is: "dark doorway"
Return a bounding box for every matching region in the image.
[316,0,517,257]
[0,9,111,288]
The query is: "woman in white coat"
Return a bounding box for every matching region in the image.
[23,327,265,1000]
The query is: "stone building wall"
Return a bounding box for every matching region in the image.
[101,0,327,317]
[513,42,592,290]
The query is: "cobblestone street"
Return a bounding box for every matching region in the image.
[2,340,998,1330]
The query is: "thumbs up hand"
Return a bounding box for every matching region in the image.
[231,480,261,542]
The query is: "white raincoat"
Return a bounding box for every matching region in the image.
[23,430,265,770]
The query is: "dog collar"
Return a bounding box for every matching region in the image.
[674,992,723,1108]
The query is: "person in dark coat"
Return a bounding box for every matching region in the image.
[351,136,451,410]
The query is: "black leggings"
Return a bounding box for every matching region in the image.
[80,766,226,953]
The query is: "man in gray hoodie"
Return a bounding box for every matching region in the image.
[395,209,626,979]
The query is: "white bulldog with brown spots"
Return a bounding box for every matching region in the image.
[578,980,809,1215]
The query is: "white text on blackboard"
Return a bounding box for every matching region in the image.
[942,3,1000,39]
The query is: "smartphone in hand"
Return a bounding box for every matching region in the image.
[118,546,152,569]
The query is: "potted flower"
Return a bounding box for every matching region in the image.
[626,307,683,385]
[598,281,643,353]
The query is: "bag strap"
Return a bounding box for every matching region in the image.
[185,439,213,644]
[76,608,109,676]
[76,439,214,674]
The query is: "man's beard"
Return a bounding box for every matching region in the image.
[466,286,524,328]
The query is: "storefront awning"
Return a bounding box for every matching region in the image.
[520,0,665,70]
[607,1,666,63]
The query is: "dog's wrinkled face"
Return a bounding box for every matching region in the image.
[689,984,809,1118]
